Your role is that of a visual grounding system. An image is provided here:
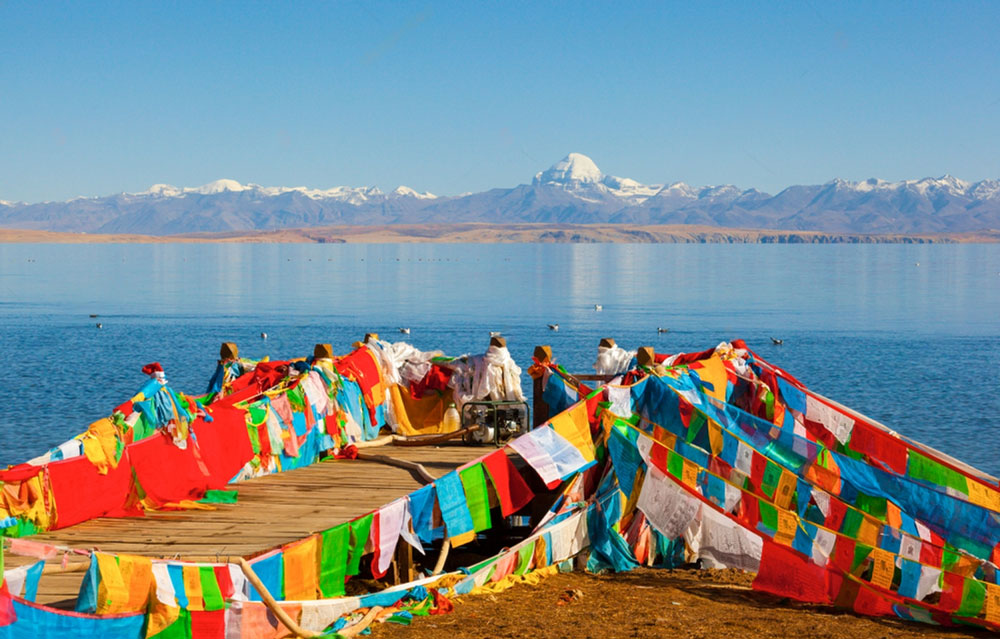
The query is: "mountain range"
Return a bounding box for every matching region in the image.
[2,153,998,235]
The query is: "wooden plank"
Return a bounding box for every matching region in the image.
[13,444,493,607]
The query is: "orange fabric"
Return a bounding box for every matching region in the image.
[95,552,130,614]
[183,564,205,611]
[394,385,455,436]
[283,535,320,600]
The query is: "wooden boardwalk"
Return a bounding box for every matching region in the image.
[8,444,488,607]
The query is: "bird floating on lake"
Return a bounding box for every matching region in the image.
[260,332,267,339]
[594,304,603,311]
[771,337,783,345]
[96,323,103,329]
[398,327,410,334]
[548,324,559,331]
[657,327,669,333]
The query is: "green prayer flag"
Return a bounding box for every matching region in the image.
[854,492,887,521]
[347,514,374,577]
[515,542,535,575]
[320,523,350,598]
[907,451,969,495]
[758,501,778,534]
[149,608,191,639]
[840,509,864,538]
[667,451,684,480]
[760,461,782,497]
[851,544,872,574]
[685,412,706,444]
[459,463,492,533]
[942,544,961,572]
[286,386,306,412]
[957,577,986,617]
[199,566,225,611]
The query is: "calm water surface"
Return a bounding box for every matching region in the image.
[1,243,998,473]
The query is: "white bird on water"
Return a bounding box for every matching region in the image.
[398,327,410,334]
[657,327,669,333]
[548,324,559,331]
[260,332,267,339]
[594,304,603,311]
[771,337,783,345]
[96,323,103,329]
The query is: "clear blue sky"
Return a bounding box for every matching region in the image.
[1,1,998,202]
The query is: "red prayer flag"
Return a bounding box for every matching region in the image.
[482,450,535,517]
[753,537,833,605]
[190,609,226,639]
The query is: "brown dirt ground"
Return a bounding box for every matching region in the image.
[370,568,992,639]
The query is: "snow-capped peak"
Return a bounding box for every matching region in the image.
[144,184,183,197]
[534,153,603,185]
[192,179,248,195]
[391,186,437,199]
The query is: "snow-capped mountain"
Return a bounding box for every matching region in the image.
[1,154,998,235]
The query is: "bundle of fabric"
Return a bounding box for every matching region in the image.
[448,344,524,408]
[592,344,636,376]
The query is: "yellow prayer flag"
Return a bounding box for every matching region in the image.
[967,480,1000,513]
[985,583,1000,623]
[774,510,797,546]
[548,403,595,463]
[707,422,724,456]
[182,565,204,611]
[692,356,728,401]
[680,460,699,488]
[95,553,130,615]
[869,547,895,589]
[118,554,153,613]
[449,530,477,547]
[856,518,881,548]
[773,469,797,510]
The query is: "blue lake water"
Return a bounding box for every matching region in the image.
[0,242,998,474]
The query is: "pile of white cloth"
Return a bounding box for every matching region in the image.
[366,340,443,386]
[593,344,636,375]
[448,345,524,408]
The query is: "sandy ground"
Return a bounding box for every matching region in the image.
[2,224,997,244]
[371,568,991,639]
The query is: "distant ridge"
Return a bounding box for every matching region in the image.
[3,224,997,245]
[2,154,999,235]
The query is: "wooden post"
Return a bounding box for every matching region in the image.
[636,346,656,367]
[393,541,415,585]
[313,343,333,359]
[532,345,552,427]
[220,342,239,361]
